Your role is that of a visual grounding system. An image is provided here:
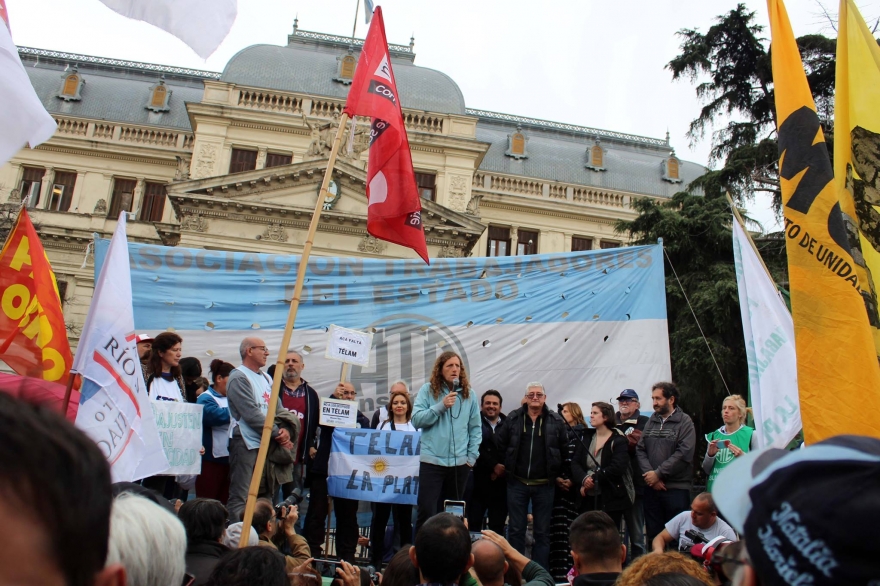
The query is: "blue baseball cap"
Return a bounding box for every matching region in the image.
[616,389,639,401]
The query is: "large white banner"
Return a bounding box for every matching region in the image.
[95,241,671,411]
[75,214,168,482]
[732,220,801,448]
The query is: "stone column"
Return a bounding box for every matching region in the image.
[39,167,55,210]
[510,225,519,256]
[132,178,146,218]
[564,232,573,253]
[70,172,86,213]
[256,147,268,170]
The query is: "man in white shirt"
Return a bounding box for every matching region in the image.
[651,492,737,554]
[226,337,293,521]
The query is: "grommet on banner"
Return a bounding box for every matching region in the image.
[482,340,491,347]
[561,312,569,318]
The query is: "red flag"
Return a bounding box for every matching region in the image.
[344,7,429,264]
[1,0,10,31]
[0,208,74,385]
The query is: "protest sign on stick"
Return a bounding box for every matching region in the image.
[318,396,358,428]
[325,324,373,382]
[150,401,204,475]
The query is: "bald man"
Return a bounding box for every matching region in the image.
[226,337,293,521]
[474,530,554,586]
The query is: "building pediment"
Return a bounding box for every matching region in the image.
[166,158,485,257]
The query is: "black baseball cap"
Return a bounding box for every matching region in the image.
[712,435,880,585]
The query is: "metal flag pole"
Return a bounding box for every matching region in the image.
[239,112,352,545]
[351,0,360,41]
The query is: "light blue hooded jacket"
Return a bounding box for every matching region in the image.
[411,381,482,467]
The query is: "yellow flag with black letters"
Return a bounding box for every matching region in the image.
[767,0,880,442]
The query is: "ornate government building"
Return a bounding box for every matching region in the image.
[1,24,704,344]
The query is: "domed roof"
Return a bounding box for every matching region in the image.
[221,43,466,115]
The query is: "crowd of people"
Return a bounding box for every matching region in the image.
[1,333,875,586]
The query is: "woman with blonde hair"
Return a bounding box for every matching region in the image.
[411,351,481,535]
[702,394,757,491]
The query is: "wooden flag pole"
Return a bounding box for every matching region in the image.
[239,112,351,544]
[61,372,78,418]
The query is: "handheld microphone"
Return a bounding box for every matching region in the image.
[452,378,460,392]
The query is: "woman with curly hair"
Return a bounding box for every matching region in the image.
[615,552,712,586]
[411,351,482,535]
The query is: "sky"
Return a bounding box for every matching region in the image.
[7,0,880,233]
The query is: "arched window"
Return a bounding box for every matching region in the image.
[505,125,528,159]
[151,84,167,107]
[340,55,356,79]
[667,157,679,180]
[62,74,79,96]
[57,69,84,101]
[145,79,171,112]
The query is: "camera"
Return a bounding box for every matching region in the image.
[684,529,707,544]
[275,488,304,518]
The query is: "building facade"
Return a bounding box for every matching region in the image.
[1,24,704,347]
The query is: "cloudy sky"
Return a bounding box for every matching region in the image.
[8,0,880,232]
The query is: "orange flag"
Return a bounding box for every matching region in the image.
[0,208,73,384]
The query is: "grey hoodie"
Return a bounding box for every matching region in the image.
[635,407,696,490]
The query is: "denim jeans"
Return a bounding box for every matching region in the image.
[507,478,555,570]
[623,490,646,559]
[643,487,690,546]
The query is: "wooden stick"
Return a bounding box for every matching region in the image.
[726,192,778,285]
[339,363,350,383]
[61,372,77,419]
[239,112,351,545]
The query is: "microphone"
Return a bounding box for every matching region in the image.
[452,378,460,392]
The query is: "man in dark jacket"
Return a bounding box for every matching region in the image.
[277,349,319,528]
[302,381,370,562]
[494,382,568,571]
[615,389,649,559]
[178,498,230,586]
[635,382,696,546]
[468,390,508,533]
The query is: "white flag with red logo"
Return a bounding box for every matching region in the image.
[74,213,168,481]
[0,1,57,167]
[343,7,429,264]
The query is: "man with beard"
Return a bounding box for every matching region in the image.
[467,390,508,533]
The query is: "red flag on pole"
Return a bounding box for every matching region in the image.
[343,7,429,264]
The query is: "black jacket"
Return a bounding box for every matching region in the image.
[616,410,649,488]
[571,429,632,512]
[495,405,568,480]
[185,540,229,586]
[473,412,507,491]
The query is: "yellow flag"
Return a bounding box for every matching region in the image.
[834,0,880,357]
[767,0,880,442]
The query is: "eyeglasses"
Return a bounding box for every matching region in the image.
[525,392,545,399]
[250,346,269,352]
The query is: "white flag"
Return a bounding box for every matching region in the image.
[0,11,56,167]
[732,219,801,449]
[74,213,168,481]
[364,0,375,24]
[97,0,237,59]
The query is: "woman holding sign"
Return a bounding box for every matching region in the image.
[411,351,482,537]
[369,386,417,568]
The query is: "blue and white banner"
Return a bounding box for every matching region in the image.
[95,241,670,411]
[328,428,420,504]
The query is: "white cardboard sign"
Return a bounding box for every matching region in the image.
[325,324,373,367]
[319,397,359,428]
[149,401,204,475]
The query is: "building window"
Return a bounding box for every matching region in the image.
[600,240,621,249]
[56,280,68,308]
[107,178,136,218]
[415,172,436,201]
[517,229,539,255]
[334,50,357,84]
[19,167,45,208]
[265,152,293,168]
[58,70,84,101]
[229,148,258,173]
[505,125,528,159]
[571,236,593,252]
[47,171,77,212]
[140,182,166,222]
[146,79,171,112]
[662,153,682,183]
[487,226,511,257]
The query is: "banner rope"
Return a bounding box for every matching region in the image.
[663,248,732,396]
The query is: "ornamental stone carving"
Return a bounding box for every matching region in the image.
[448,175,468,213]
[192,144,218,179]
[438,245,464,258]
[262,223,288,242]
[180,213,208,232]
[358,235,387,254]
[465,194,483,217]
[93,198,107,214]
[6,188,21,203]
[175,156,191,181]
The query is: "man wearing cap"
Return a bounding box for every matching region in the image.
[635,381,695,547]
[651,492,736,554]
[712,435,880,586]
[615,389,649,559]
[136,334,153,369]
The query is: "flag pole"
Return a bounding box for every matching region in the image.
[61,371,77,418]
[239,111,351,545]
[726,192,778,285]
[351,0,360,41]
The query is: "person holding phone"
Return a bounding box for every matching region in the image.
[702,394,757,491]
[411,351,482,537]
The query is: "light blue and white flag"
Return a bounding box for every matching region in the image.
[732,219,800,448]
[95,242,671,411]
[74,213,168,482]
[328,428,420,504]
[364,0,375,24]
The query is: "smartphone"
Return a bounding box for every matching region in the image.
[312,558,340,578]
[443,499,466,520]
[721,439,731,448]
[469,532,483,542]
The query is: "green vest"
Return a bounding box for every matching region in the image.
[705,425,754,491]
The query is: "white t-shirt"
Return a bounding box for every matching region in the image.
[665,510,738,551]
[377,420,417,432]
[149,376,183,402]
